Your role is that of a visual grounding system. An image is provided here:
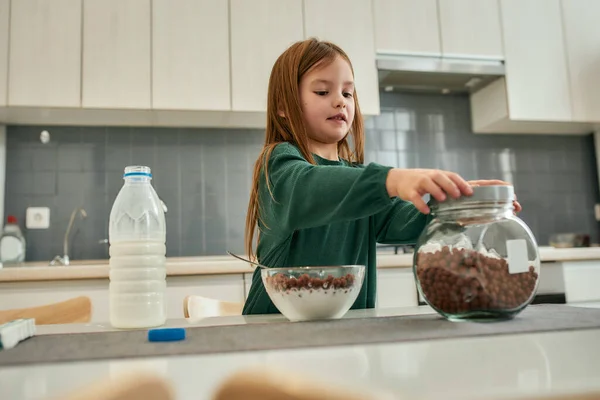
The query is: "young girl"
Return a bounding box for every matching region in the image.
[242,38,521,315]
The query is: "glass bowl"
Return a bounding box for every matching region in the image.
[261,265,365,322]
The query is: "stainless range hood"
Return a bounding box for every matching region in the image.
[376,53,505,94]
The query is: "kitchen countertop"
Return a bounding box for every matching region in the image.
[1,305,600,400]
[34,305,438,336]
[1,246,600,283]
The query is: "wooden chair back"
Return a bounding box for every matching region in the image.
[183,295,243,319]
[0,296,92,325]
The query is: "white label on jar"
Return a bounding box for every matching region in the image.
[507,239,528,274]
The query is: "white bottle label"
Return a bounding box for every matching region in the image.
[507,239,528,274]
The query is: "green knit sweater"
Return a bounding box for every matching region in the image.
[242,142,429,315]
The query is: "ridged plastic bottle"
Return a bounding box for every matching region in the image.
[108,166,166,328]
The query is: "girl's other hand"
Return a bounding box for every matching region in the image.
[467,179,522,214]
[386,168,473,214]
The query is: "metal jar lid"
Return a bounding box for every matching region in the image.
[429,185,515,211]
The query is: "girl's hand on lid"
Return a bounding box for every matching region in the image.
[467,179,522,214]
[385,168,473,214]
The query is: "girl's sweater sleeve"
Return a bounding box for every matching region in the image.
[374,198,431,245]
[263,143,394,233]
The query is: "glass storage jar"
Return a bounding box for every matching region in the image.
[413,185,540,321]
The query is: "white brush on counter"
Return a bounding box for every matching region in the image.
[0,318,35,350]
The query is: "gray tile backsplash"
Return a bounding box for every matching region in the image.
[5,92,599,262]
[6,127,264,261]
[368,92,600,247]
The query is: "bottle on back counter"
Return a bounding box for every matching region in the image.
[0,215,26,264]
[109,166,166,328]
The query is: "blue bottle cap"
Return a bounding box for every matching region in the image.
[148,328,186,342]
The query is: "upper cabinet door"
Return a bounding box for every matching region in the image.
[230,0,303,112]
[152,0,230,111]
[0,0,8,106]
[304,0,380,115]
[500,0,572,121]
[82,0,151,109]
[373,0,440,56]
[438,0,503,59]
[9,0,81,107]
[561,0,600,122]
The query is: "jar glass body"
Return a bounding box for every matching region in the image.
[413,201,540,321]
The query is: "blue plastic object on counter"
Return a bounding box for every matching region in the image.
[147,327,186,342]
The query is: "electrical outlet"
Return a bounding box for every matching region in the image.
[26,207,50,229]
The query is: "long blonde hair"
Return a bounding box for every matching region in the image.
[245,38,365,258]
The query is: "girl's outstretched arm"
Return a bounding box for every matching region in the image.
[373,199,430,245]
[263,143,395,233]
[373,179,521,244]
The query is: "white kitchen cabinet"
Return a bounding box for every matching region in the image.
[562,261,600,304]
[230,0,303,112]
[373,0,440,56]
[152,0,230,111]
[438,0,503,60]
[470,0,594,134]
[304,0,380,115]
[8,0,81,107]
[376,268,419,308]
[536,262,566,295]
[82,0,151,109]
[0,275,246,322]
[244,272,254,299]
[470,77,592,135]
[560,0,600,123]
[499,0,572,122]
[0,0,8,106]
